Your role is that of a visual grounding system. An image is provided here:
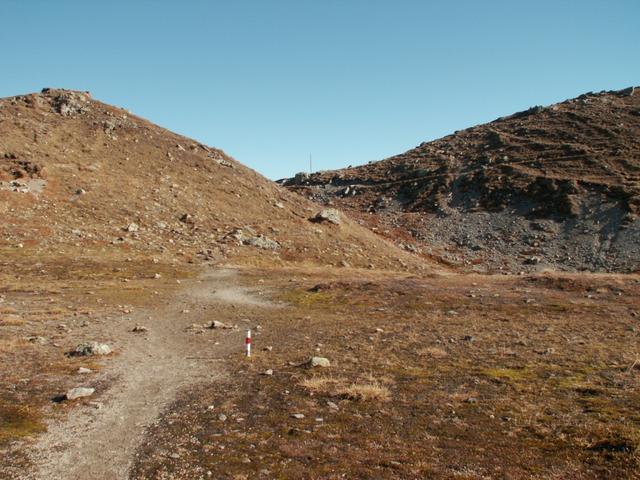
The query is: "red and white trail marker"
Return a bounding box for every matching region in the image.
[245,329,252,357]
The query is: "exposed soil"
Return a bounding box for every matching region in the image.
[283,87,640,274]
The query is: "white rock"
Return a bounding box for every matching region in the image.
[311,209,341,225]
[74,342,112,356]
[308,356,330,368]
[66,387,95,400]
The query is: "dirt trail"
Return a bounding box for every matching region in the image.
[24,268,273,480]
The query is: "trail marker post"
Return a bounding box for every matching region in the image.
[245,329,252,357]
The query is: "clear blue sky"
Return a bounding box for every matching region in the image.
[2,1,639,179]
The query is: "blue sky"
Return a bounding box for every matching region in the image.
[2,1,639,179]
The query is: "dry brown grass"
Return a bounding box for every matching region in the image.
[0,315,24,326]
[298,375,341,394]
[299,374,392,402]
[418,346,448,358]
[0,405,46,443]
[0,337,29,354]
[337,380,391,402]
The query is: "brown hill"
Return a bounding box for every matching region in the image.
[0,88,426,272]
[283,87,640,273]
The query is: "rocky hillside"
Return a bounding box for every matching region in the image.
[283,87,640,273]
[0,89,426,271]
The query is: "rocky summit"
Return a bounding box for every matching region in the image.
[283,87,640,273]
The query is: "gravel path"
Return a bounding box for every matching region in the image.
[24,269,272,480]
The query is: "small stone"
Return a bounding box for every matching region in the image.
[327,401,339,410]
[218,413,227,422]
[209,320,232,329]
[291,413,305,419]
[179,213,194,224]
[524,256,541,265]
[153,273,161,279]
[308,356,330,368]
[263,346,273,352]
[262,369,274,376]
[65,387,95,400]
[77,367,92,374]
[132,325,148,333]
[126,222,139,233]
[73,342,112,356]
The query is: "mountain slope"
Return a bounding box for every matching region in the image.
[0,89,426,272]
[283,87,640,273]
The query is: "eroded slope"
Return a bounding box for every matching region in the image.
[284,87,640,273]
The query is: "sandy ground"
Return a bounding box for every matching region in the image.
[22,269,274,480]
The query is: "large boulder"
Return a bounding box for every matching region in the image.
[310,209,341,225]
